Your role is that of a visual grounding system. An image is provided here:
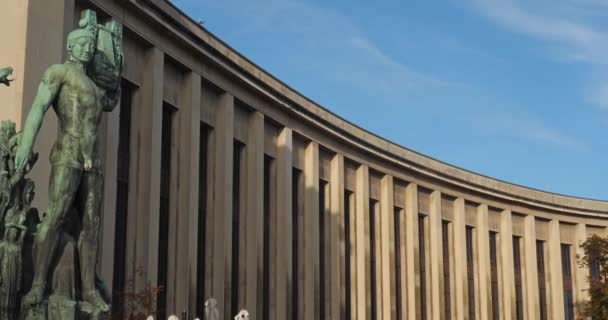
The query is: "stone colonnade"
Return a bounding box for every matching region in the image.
[0,0,607,319]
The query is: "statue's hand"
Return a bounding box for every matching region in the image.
[14,144,31,173]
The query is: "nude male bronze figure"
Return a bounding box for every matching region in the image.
[15,21,121,313]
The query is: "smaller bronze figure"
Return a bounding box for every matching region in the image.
[0,211,27,313]
[0,121,37,320]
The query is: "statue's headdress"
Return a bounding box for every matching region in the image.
[67,26,97,46]
[68,10,99,47]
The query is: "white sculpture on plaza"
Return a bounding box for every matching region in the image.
[234,310,249,320]
[204,298,219,320]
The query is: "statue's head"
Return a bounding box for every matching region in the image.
[67,27,97,65]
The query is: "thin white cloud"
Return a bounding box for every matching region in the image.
[349,36,458,88]
[482,112,582,147]
[197,0,458,93]
[468,0,608,113]
[592,83,608,109]
[468,0,608,64]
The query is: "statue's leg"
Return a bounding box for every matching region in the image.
[23,166,81,306]
[77,171,109,312]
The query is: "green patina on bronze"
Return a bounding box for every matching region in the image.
[0,67,14,87]
[0,9,123,320]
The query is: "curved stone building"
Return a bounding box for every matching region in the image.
[0,0,607,319]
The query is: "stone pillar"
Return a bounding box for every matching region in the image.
[303,142,319,320]
[452,198,467,320]
[499,210,515,320]
[208,93,234,320]
[476,204,491,320]
[239,111,264,319]
[273,128,292,320]
[379,175,394,320]
[175,72,201,316]
[99,82,120,292]
[429,191,443,320]
[404,183,419,320]
[329,154,345,319]
[547,220,565,319]
[127,47,164,292]
[573,223,588,316]
[522,215,539,319]
[354,165,369,320]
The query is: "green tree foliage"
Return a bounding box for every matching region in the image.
[577,234,608,319]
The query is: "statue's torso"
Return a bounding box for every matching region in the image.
[51,64,102,171]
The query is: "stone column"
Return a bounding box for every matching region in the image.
[355,165,369,320]
[303,142,319,320]
[127,47,164,292]
[99,82,120,292]
[499,210,515,320]
[573,223,588,317]
[429,191,444,320]
[239,111,264,319]
[273,128,292,320]
[175,71,202,316]
[522,215,539,319]
[476,204,491,320]
[329,154,345,319]
[404,183,419,320]
[208,93,234,320]
[547,219,565,319]
[452,198,467,320]
[379,175,394,320]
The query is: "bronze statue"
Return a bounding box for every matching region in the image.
[9,9,123,318]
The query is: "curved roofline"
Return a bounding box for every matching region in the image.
[148,0,608,213]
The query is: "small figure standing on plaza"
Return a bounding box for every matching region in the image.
[2,9,124,319]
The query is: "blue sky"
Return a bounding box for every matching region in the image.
[170,0,608,200]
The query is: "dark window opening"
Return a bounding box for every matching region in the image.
[466,226,476,320]
[195,125,210,318]
[112,81,133,320]
[489,232,499,320]
[344,191,353,320]
[263,156,274,320]
[395,208,403,320]
[230,142,244,317]
[370,200,378,320]
[562,244,574,320]
[536,240,548,320]
[442,221,451,320]
[319,180,328,320]
[157,104,175,319]
[419,214,427,320]
[292,168,302,320]
[513,236,524,320]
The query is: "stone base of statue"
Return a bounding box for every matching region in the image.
[20,233,110,320]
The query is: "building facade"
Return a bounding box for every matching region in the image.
[0,0,607,319]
